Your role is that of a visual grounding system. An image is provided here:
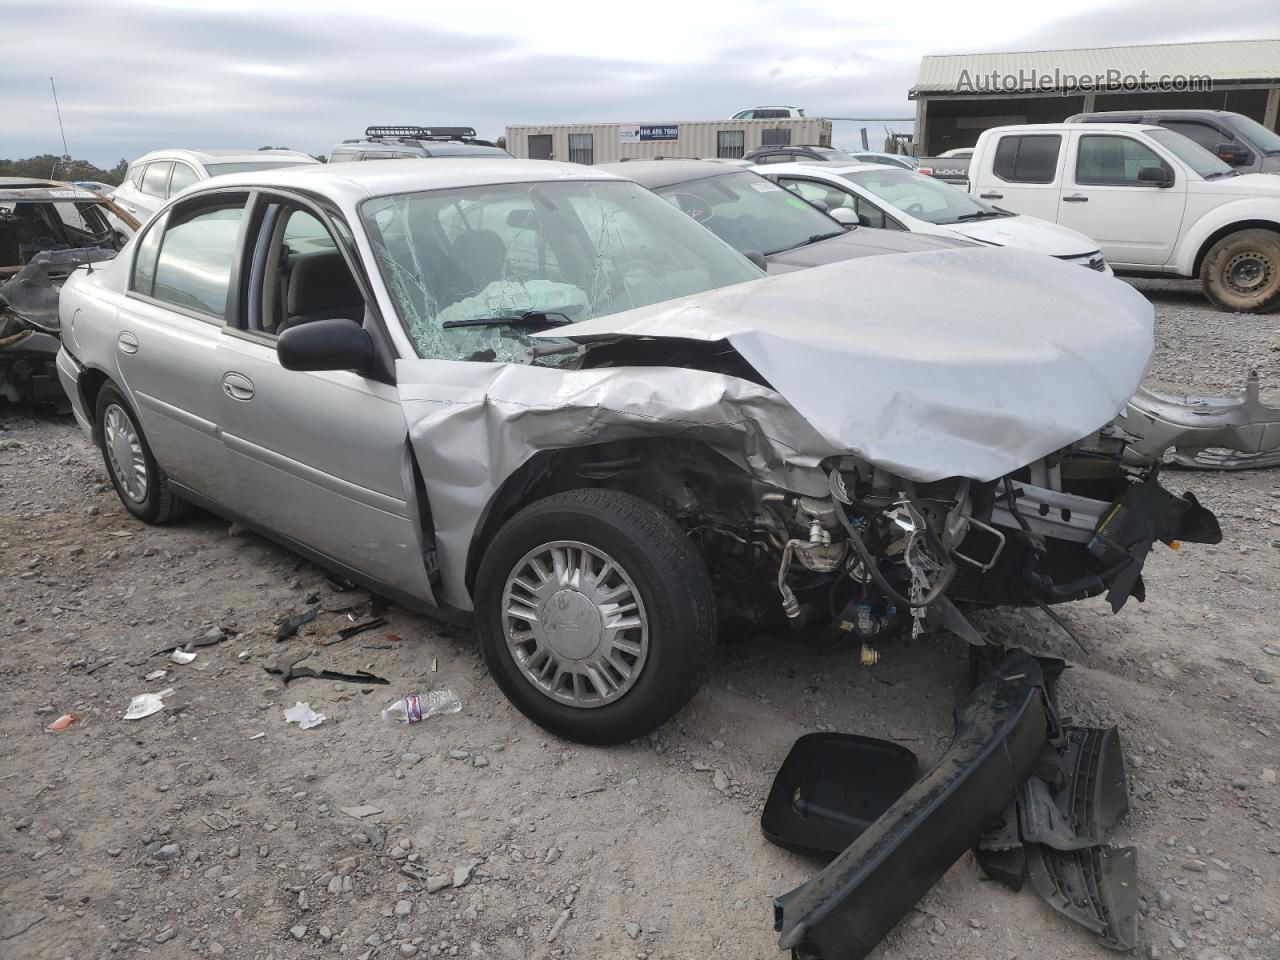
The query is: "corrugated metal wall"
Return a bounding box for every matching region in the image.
[504,119,832,163]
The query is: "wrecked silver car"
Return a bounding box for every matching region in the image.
[1,178,135,406]
[57,159,1219,744]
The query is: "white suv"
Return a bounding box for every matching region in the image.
[109,149,319,236]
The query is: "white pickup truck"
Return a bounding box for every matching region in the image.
[967,123,1280,312]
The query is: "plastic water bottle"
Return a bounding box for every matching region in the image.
[381,689,462,723]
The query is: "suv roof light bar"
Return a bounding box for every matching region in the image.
[364,126,478,140]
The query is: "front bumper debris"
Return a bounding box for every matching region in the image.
[767,649,1136,959]
[1118,371,1280,470]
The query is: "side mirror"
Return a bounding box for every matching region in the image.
[1137,165,1174,187]
[744,251,767,271]
[277,318,374,373]
[827,207,858,227]
[1215,143,1252,167]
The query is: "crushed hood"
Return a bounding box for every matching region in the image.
[766,229,974,274]
[546,247,1154,482]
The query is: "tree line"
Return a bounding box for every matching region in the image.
[0,154,129,186]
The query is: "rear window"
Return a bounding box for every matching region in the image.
[992,135,1061,184]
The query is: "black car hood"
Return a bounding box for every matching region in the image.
[0,247,117,334]
[766,228,974,273]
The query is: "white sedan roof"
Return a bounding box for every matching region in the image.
[194,158,625,205]
[132,148,320,168]
[751,161,888,179]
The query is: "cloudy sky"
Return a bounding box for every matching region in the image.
[5,0,1278,166]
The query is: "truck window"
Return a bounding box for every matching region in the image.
[1076,135,1169,186]
[1159,120,1226,153]
[992,135,1061,184]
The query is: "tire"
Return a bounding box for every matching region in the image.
[1200,229,1280,313]
[95,384,190,524]
[475,489,715,745]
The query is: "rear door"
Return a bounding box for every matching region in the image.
[971,132,1064,221]
[1057,132,1187,267]
[213,193,436,603]
[112,192,251,498]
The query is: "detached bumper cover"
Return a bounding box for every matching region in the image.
[773,650,1052,959]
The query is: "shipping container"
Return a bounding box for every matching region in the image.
[504,118,833,164]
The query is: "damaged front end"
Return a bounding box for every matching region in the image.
[1116,371,1280,471]
[1,249,116,406]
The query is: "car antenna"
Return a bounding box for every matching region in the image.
[49,76,71,181]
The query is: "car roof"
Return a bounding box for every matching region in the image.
[752,161,885,177]
[1075,109,1233,118]
[190,157,624,205]
[984,123,1163,135]
[593,159,746,190]
[131,148,319,167]
[0,177,106,202]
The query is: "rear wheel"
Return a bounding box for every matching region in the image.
[1200,229,1280,313]
[475,489,715,744]
[95,384,190,524]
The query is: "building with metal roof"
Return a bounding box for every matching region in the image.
[909,39,1280,155]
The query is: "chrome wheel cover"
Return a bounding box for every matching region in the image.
[502,540,649,708]
[103,403,148,503]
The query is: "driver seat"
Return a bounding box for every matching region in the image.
[280,252,365,332]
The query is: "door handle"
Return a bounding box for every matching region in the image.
[222,372,255,402]
[1063,194,1089,203]
[979,192,1003,199]
[117,331,139,355]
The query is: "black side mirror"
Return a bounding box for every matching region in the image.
[277,318,374,373]
[1215,143,1252,167]
[1137,165,1174,187]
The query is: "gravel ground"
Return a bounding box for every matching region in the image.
[1,278,1277,960]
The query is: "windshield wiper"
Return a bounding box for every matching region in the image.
[442,310,573,330]
[769,231,845,255]
[950,210,1005,222]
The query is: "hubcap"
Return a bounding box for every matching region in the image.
[502,540,648,709]
[103,403,148,503]
[1224,252,1272,295]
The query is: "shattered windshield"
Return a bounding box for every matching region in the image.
[360,179,761,363]
[843,168,1006,225]
[654,171,843,256]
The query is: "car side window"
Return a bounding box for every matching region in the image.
[150,202,246,319]
[130,218,165,296]
[1075,135,1170,186]
[248,204,359,337]
[992,135,1061,184]
[167,162,199,196]
[140,161,173,198]
[1159,120,1230,152]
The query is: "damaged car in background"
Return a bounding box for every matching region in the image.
[1,178,136,406]
[55,159,1221,746]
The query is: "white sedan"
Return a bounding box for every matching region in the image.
[757,162,1110,272]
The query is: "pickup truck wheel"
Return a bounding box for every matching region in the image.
[95,384,191,524]
[1201,229,1280,313]
[475,489,715,745]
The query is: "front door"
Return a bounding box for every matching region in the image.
[1058,132,1188,267]
[214,197,436,603]
[528,134,553,160]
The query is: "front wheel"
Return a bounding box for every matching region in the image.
[475,489,715,744]
[1200,229,1280,313]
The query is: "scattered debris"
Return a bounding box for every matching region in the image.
[144,669,167,682]
[341,804,384,820]
[283,702,327,730]
[168,649,197,665]
[46,714,74,732]
[152,627,227,655]
[275,606,319,641]
[381,689,461,723]
[123,688,174,721]
[265,652,388,686]
[322,616,388,646]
